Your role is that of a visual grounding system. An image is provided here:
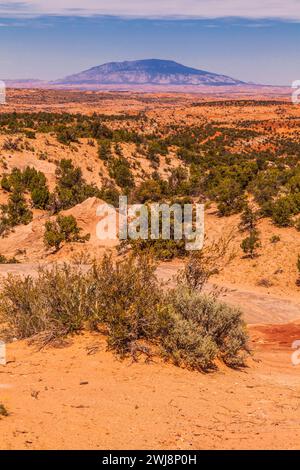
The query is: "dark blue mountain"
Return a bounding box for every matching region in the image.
[55,59,245,86]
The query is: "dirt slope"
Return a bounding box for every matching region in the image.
[0,197,119,262]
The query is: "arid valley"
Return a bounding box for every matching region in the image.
[1,87,300,450]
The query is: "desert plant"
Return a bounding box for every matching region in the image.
[86,255,167,355]
[0,187,33,234]
[239,204,259,232]
[56,127,78,145]
[98,139,112,161]
[271,197,295,227]
[31,186,50,209]
[2,138,21,151]
[44,215,90,252]
[108,156,134,189]
[178,233,235,291]
[0,264,91,343]
[213,178,245,216]
[1,167,50,209]
[0,254,19,264]
[162,287,249,370]
[0,255,249,371]
[239,203,261,259]
[0,404,8,417]
[270,235,281,244]
[241,229,261,259]
[54,159,100,210]
[1,175,11,192]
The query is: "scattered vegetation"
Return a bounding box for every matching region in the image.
[1,166,50,210]
[0,254,19,264]
[0,254,249,371]
[1,108,300,232]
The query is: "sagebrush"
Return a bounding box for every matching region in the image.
[0,255,249,371]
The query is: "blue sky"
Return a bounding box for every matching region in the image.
[0,1,299,85]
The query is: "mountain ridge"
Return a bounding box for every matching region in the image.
[54,59,246,86]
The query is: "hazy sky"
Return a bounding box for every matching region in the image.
[0,1,299,85]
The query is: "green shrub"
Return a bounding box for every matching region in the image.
[31,186,50,209]
[108,156,134,189]
[0,255,249,371]
[44,215,90,252]
[0,254,19,264]
[239,204,261,258]
[1,175,11,192]
[87,255,167,355]
[271,197,295,227]
[1,167,50,209]
[56,127,78,145]
[54,159,100,210]
[123,237,187,261]
[0,188,33,233]
[241,229,261,259]
[163,287,249,370]
[213,178,245,216]
[98,139,112,161]
[114,143,123,156]
[270,235,280,244]
[168,168,189,196]
[24,130,36,139]
[22,166,47,192]
[119,204,188,260]
[239,204,259,232]
[100,184,120,207]
[2,168,23,191]
[0,264,91,342]
[134,180,163,203]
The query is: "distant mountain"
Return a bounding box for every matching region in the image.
[54,59,245,87]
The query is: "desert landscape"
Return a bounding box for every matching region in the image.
[0,85,299,450]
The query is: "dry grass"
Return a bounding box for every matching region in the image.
[0,254,249,371]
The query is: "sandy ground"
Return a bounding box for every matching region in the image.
[1,326,300,450]
[0,261,300,450]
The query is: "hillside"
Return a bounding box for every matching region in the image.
[1,88,300,452]
[0,88,300,297]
